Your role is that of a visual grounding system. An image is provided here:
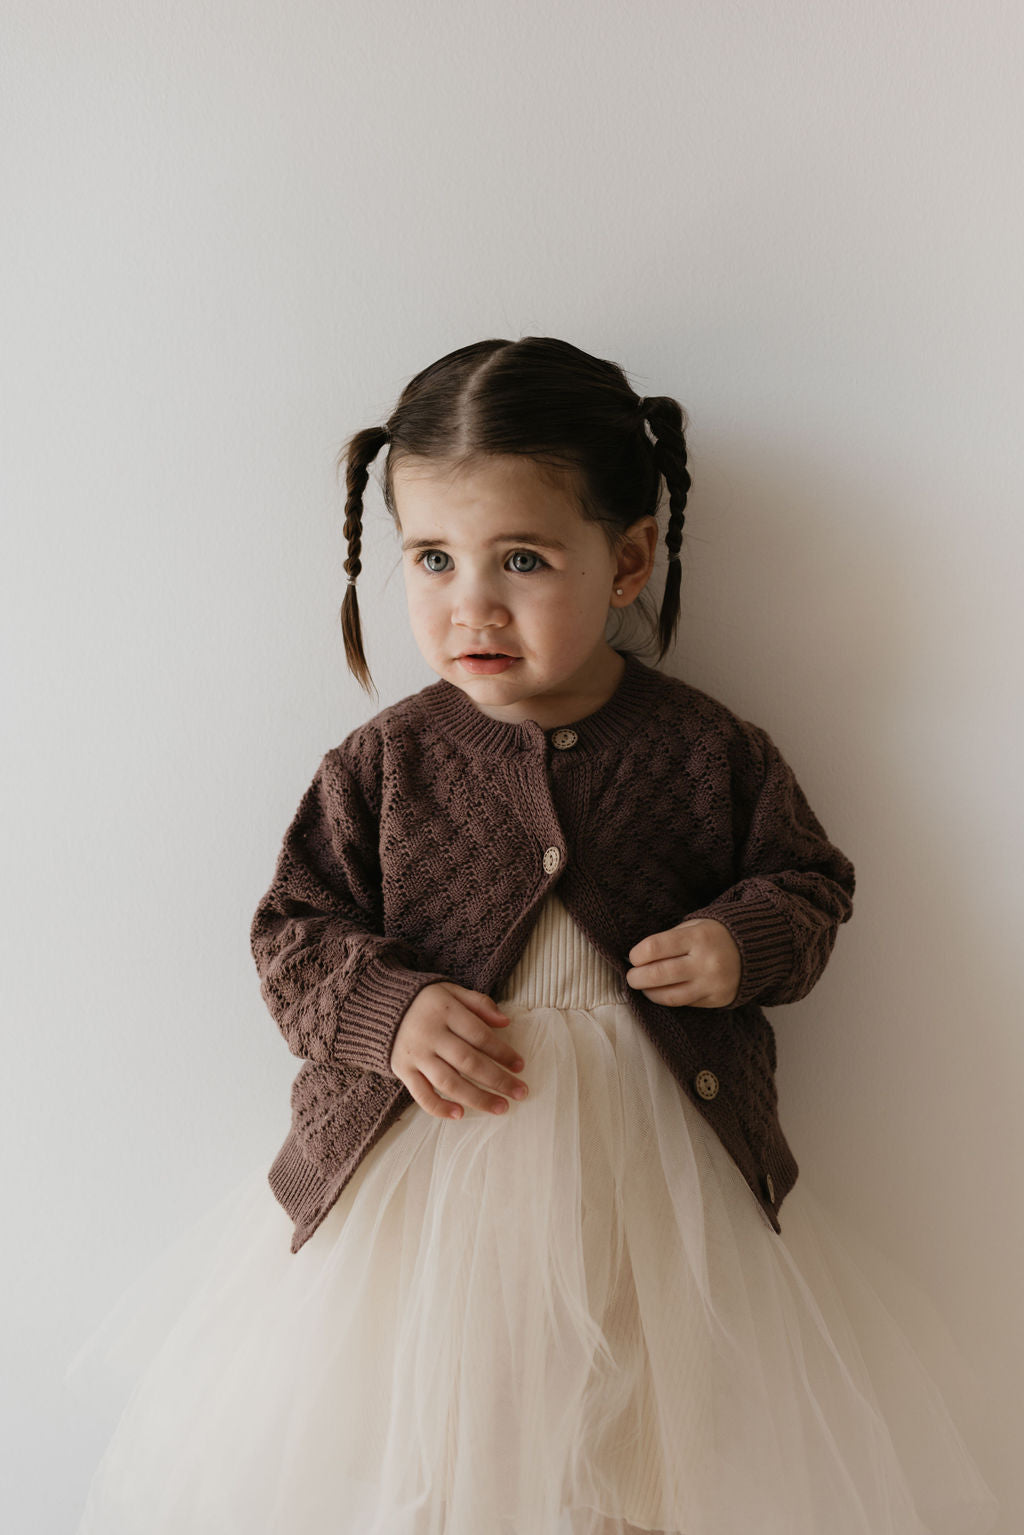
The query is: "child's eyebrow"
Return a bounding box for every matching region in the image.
[400,532,570,552]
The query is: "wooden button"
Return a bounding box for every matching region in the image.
[551,728,578,749]
[542,847,561,874]
[695,1069,719,1100]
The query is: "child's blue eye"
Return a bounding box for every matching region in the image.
[508,550,545,573]
[416,549,548,574]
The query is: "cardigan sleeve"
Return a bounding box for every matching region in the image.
[249,746,451,1078]
[682,723,856,1009]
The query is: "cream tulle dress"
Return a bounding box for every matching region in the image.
[66,889,1000,1535]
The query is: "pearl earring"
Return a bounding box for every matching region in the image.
[615,587,623,595]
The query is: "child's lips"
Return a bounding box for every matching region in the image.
[457,654,520,674]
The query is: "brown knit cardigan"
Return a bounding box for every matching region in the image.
[250,648,855,1254]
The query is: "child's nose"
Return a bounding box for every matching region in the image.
[451,586,512,629]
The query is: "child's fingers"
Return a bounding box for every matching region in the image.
[626,920,740,1001]
[634,982,712,1007]
[630,977,734,1008]
[474,990,512,1024]
[451,988,525,1069]
[404,1066,465,1119]
[625,955,688,989]
[417,1047,526,1119]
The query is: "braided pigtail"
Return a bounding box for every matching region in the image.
[638,395,691,664]
[335,423,391,698]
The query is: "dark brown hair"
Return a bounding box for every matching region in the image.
[334,336,691,698]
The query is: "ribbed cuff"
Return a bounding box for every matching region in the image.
[268,1132,326,1216]
[331,954,452,1078]
[684,893,794,1008]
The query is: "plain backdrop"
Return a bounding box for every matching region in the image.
[3,2,1021,1530]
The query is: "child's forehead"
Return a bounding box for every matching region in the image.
[393,452,573,494]
[393,454,586,527]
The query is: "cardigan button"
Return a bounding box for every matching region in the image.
[764,1172,776,1203]
[694,1069,719,1100]
[551,728,578,749]
[542,846,561,874]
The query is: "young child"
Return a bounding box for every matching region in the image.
[67,337,999,1535]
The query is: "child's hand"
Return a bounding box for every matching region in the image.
[389,982,529,1121]
[625,918,742,1008]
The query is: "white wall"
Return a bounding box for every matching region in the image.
[5,1,1020,1529]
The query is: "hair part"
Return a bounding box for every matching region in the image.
[334,336,691,698]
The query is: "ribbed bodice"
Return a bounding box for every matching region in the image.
[495,890,628,1011]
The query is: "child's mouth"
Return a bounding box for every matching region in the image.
[458,654,520,675]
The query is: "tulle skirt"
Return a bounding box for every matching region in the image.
[65,892,1000,1535]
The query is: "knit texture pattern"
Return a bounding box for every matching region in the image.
[251,649,855,1253]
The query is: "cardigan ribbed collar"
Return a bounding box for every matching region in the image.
[426,647,664,759]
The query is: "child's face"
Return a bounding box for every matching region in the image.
[393,454,654,726]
